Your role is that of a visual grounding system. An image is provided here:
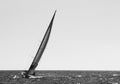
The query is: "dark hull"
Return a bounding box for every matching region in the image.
[0,70,120,84]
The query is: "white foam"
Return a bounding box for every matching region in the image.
[76,75,82,77]
[112,83,118,84]
[112,74,119,76]
[13,75,20,79]
[29,75,44,78]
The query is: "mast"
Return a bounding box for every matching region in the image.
[25,11,56,77]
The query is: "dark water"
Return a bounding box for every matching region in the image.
[0,70,120,84]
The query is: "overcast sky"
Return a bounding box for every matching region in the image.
[0,0,120,70]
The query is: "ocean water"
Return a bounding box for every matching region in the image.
[0,70,120,84]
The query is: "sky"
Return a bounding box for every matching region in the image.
[0,0,120,70]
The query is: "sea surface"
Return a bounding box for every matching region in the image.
[0,70,120,84]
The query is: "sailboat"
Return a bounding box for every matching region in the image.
[22,11,56,78]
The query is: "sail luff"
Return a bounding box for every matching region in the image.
[26,11,56,76]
